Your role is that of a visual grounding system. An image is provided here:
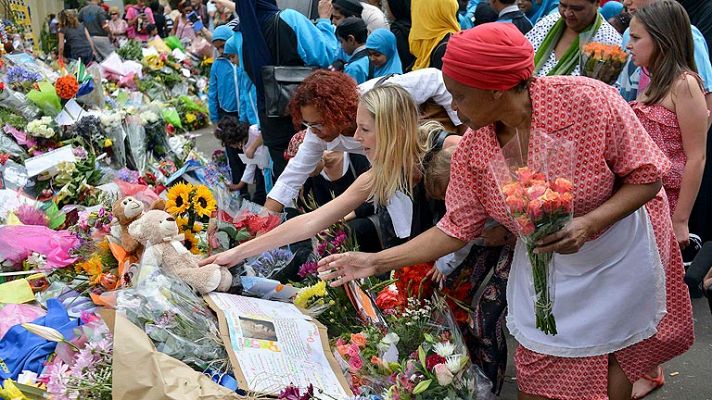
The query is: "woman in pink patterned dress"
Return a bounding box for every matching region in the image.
[319,23,694,400]
[629,1,707,246]
[627,2,707,397]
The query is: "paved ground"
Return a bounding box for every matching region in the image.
[194,127,712,399]
[499,295,712,399]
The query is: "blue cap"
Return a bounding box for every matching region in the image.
[212,25,233,42]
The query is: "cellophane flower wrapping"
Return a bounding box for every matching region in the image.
[489,130,575,335]
[209,195,284,253]
[101,112,127,170]
[580,42,628,85]
[115,264,230,374]
[124,115,147,172]
[0,85,39,120]
[244,247,295,279]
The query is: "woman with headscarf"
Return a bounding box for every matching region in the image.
[318,23,694,400]
[600,0,623,20]
[525,0,559,24]
[365,28,403,78]
[526,0,621,77]
[385,0,416,71]
[409,0,460,70]
[235,0,339,184]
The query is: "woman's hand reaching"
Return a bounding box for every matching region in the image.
[317,251,380,287]
[199,247,244,268]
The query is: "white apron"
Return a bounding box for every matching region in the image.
[506,207,667,357]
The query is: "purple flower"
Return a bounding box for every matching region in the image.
[72,146,88,159]
[6,66,41,84]
[278,384,315,400]
[297,261,319,279]
[116,168,140,184]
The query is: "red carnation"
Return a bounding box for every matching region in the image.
[426,354,446,371]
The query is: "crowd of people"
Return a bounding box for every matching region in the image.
[52,0,712,398]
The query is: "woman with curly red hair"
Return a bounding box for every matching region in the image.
[264,70,362,213]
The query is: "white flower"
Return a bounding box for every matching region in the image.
[22,323,66,343]
[26,117,56,138]
[446,354,468,374]
[434,341,456,358]
[140,110,159,124]
[380,332,400,346]
[26,252,47,269]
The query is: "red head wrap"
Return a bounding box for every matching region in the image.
[442,23,534,91]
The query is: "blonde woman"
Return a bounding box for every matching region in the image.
[200,85,440,267]
[57,9,97,64]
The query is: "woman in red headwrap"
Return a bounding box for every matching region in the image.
[319,23,694,400]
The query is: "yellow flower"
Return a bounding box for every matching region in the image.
[0,379,30,400]
[294,281,327,309]
[176,215,189,230]
[77,255,103,283]
[192,185,216,218]
[183,230,200,255]
[192,221,204,233]
[185,113,197,124]
[166,182,193,216]
[103,138,113,148]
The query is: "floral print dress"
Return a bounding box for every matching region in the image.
[438,76,694,399]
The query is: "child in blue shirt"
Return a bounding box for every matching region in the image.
[209,24,248,197]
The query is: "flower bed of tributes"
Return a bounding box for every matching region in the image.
[0,29,491,400]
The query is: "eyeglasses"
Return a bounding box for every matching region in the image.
[302,121,325,131]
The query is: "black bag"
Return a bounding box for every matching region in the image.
[261,13,317,118]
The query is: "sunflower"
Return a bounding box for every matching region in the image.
[166,182,193,216]
[176,215,189,230]
[183,230,200,255]
[192,185,217,218]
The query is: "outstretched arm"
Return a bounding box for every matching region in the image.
[200,172,373,267]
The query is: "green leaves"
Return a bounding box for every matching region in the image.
[412,379,432,395]
[418,345,426,370]
[42,201,66,230]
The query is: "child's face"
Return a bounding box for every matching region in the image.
[368,50,387,68]
[517,0,533,13]
[228,53,239,65]
[214,40,226,56]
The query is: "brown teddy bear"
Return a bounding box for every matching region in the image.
[111,196,164,255]
[128,209,232,294]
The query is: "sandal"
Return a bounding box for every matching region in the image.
[631,366,665,399]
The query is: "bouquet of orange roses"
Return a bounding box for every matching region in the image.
[580,42,628,85]
[491,130,575,335]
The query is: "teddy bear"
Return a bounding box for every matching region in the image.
[111,196,165,255]
[128,209,232,294]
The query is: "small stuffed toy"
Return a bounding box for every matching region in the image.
[111,196,164,255]
[128,209,232,294]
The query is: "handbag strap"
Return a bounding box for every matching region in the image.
[274,12,282,65]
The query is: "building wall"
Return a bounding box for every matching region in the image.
[27,0,63,47]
